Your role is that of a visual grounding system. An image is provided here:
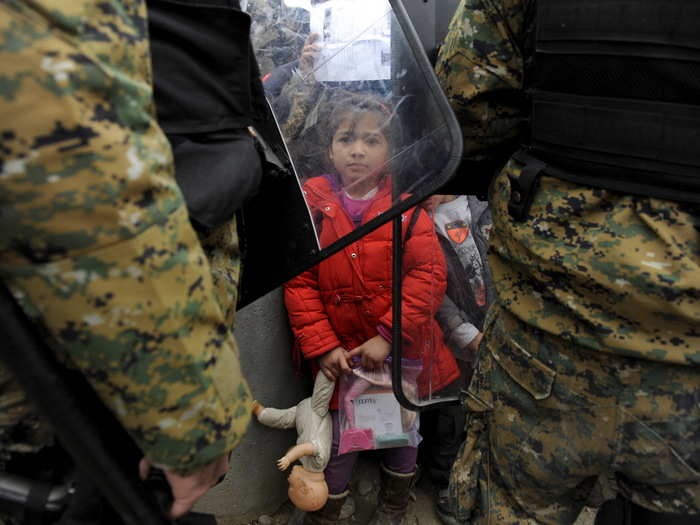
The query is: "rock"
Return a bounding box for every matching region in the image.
[358,479,374,497]
[339,496,356,519]
[258,515,274,525]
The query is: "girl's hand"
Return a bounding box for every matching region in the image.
[317,347,351,381]
[348,335,391,370]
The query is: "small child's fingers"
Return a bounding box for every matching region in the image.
[346,347,363,359]
[321,367,336,381]
[306,32,320,45]
[338,356,352,375]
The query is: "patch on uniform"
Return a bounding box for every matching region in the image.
[445,220,469,244]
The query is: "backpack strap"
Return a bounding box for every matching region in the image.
[402,207,422,250]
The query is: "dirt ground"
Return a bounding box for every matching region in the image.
[222,457,597,525]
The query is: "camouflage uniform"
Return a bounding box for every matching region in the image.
[246,0,310,76]
[0,0,251,480]
[435,1,700,523]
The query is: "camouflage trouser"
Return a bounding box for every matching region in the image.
[197,216,242,330]
[0,366,52,464]
[450,305,700,524]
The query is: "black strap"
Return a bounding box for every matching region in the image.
[530,91,700,177]
[402,207,422,250]
[508,152,546,221]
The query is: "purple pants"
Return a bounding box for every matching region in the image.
[325,411,418,495]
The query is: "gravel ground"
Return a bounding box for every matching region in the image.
[222,457,598,525]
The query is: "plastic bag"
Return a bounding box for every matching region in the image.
[337,359,421,455]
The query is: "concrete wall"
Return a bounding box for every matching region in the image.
[194,289,310,523]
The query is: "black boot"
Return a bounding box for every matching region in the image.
[595,495,699,525]
[367,465,415,525]
[303,490,352,525]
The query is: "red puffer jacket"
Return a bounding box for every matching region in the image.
[284,175,460,409]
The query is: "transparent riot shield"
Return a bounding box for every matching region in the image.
[242,0,466,409]
[239,0,462,306]
[390,195,495,410]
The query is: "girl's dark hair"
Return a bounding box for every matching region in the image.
[325,92,397,150]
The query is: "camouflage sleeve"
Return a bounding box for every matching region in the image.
[0,1,250,474]
[434,0,531,163]
[278,68,323,140]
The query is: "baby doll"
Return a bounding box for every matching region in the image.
[252,372,334,511]
[286,465,328,512]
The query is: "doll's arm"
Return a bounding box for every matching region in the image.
[277,442,318,471]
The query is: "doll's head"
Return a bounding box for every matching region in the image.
[287,465,329,511]
[327,94,394,198]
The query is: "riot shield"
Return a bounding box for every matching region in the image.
[239,0,462,305]
[391,194,495,410]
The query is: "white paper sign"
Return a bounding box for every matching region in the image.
[309,0,392,82]
[353,391,402,436]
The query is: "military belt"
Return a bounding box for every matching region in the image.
[526,90,700,204]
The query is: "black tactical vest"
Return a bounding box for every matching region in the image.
[523,0,700,204]
[148,0,268,228]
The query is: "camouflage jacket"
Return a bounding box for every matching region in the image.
[435,0,700,367]
[0,0,251,473]
[246,0,310,76]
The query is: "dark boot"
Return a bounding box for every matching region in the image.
[367,465,415,525]
[303,490,352,525]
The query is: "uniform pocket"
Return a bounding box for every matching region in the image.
[461,347,495,412]
[488,313,556,402]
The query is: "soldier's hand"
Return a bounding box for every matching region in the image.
[139,454,229,519]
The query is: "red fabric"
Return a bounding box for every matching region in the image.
[284,176,460,409]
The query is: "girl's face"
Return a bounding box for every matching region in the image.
[329,111,389,195]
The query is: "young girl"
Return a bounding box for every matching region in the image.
[284,93,460,525]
